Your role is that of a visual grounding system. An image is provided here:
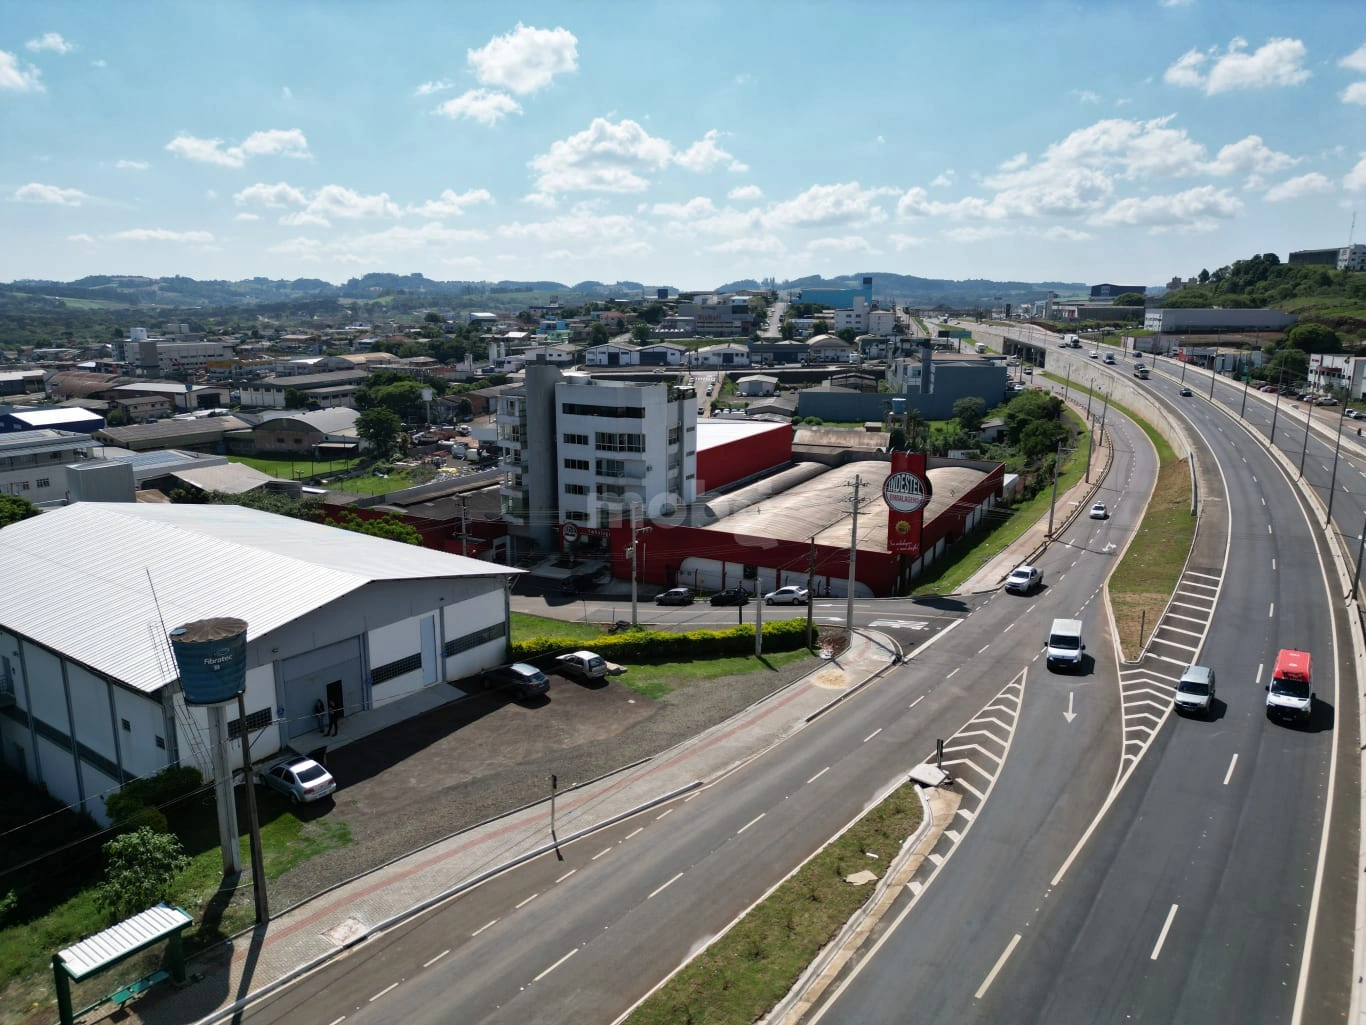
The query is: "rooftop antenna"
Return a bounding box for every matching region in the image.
[1349,210,1356,248]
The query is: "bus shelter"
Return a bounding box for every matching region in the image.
[52,903,192,1024]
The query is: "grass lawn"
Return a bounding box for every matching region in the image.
[229,454,360,480]
[624,783,922,1025]
[622,648,814,700]
[509,611,617,645]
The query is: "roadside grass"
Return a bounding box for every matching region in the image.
[509,611,614,644]
[622,649,813,700]
[624,783,923,1025]
[910,408,1092,595]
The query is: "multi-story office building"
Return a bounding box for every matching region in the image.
[495,366,697,557]
[0,429,96,504]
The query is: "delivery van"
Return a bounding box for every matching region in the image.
[975,342,988,354]
[1046,618,1085,672]
[1266,648,1313,723]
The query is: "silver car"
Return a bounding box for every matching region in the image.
[1174,665,1216,718]
[257,756,337,804]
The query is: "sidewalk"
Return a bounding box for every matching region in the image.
[114,631,900,1025]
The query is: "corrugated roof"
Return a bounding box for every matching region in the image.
[170,463,277,494]
[58,903,193,980]
[0,503,517,694]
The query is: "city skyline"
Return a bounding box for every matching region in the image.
[2,1,1364,288]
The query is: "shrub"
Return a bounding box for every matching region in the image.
[104,766,203,823]
[510,620,810,667]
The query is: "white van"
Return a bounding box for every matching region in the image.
[1046,618,1085,671]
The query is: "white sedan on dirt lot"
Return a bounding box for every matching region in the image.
[257,756,337,804]
[764,585,810,605]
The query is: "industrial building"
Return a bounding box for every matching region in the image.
[0,430,97,504]
[0,503,518,824]
[1143,308,1297,334]
[0,407,106,435]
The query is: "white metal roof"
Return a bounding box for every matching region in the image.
[57,903,193,980]
[4,407,104,426]
[0,503,517,694]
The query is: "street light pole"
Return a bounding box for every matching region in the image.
[1239,365,1250,418]
[1046,440,1064,537]
[1208,357,1217,400]
[1326,401,1348,524]
[1298,398,1315,478]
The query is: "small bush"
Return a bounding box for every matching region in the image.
[510,620,809,667]
[105,766,203,823]
[117,805,170,836]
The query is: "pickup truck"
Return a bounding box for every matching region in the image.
[555,650,609,681]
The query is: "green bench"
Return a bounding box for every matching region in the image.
[109,969,170,1008]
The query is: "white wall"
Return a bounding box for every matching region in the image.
[368,611,435,700]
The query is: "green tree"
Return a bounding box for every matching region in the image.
[589,321,610,345]
[95,827,190,921]
[638,303,666,325]
[780,320,796,340]
[0,494,41,527]
[357,407,402,459]
[887,427,907,451]
[631,322,652,342]
[283,388,308,410]
[952,396,986,433]
[903,409,927,452]
[1112,292,1146,307]
[1285,323,1341,354]
[1198,268,1210,284]
[329,510,423,545]
[812,320,830,336]
[1018,419,1067,461]
[836,328,858,343]
[423,311,443,324]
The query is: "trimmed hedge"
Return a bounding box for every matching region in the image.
[510,618,811,666]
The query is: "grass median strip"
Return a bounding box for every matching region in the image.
[623,783,922,1025]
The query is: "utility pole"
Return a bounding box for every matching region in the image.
[806,536,817,651]
[1063,364,1071,403]
[1046,440,1064,537]
[459,495,469,558]
[1326,402,1348,523]
[236,692,269,923]
[1208,357,1217,400]
[1270,366,1285,444]
[1084,415,1095,484]
[1239,365,1251,418]
[1354,511,1366,600]
[844,475,862,644]
[1298,398,1314,478]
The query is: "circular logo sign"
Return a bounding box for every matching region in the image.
[561,522,580,543]
[883,471,930,514]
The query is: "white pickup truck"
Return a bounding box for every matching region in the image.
[555,650,609,681]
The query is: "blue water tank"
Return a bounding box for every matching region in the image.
[169,618,248,706]
[891,397,906,416]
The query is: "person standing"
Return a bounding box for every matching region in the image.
[326,695,341,737]
[314,698,326,734]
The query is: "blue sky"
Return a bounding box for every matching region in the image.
[2,1,1364,290]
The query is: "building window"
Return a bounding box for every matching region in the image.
[667,426,682,445]
[155,735,166,750]
[35,478,49,488]
[565,510,589,523]
[594,432,645,453]
[227,706,272,740]
[20,482,29,491]
[564,483,589,495]
[121,719,131,732]
[563,458,589,471]
[372,653,422,684]
[562,433,588,446]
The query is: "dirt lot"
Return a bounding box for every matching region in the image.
[271,656,818,909]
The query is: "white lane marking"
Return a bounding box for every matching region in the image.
[656,808,674,821]
[1272,558,1277,571]
[515,893,539,909]
[946,668,960,680]
[1004,622,1016,633]
[1151,904,1179,960]
[978,644,991,655]
[1223,754,1238,786]
[909,695,925,709]
[624,827,644,841]
[592,847,612,860]
[738,812,766,834]
[1268,524,1273,535]
[1269,602,1275,618]
[472,918,498,937]
[975,933,1022,1000]
[556,868,577,884]
[327,1018,346,1025]
[864,728,883,743]
[1261,497,1266,506]
[369,982,399,1002]
[423,949,450,968]
[1256,663,1264,685]
[807,766,830,784]
[648,872,684,899]
[533,948,579,982]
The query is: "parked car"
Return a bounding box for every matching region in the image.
[655,587,696,606]
[764,585,809,605]
[1089,502,1109,519]
[1315,396,1338,406]
[1004,564,1043,595]
[483,662,550,699]
[555,650,609,682]
[257,756,336,804]
[710,587,751,606]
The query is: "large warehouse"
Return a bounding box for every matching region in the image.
[0,504,518,823]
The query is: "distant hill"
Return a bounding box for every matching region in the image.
[2,269,1090,312]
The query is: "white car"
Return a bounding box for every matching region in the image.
[1004,565,1043,595]
[1089,502,1109,519]
[764,585,810,605]
[257,756,337,804]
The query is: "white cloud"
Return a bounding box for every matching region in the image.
[998,153,1029,172]
[234,181,308,208]
[1343,82,1366,106]
[1160,0,1195,7]
[165,128,311,168]
[1072,89,1100,104]
[15,182,89,206]
[708,236,784,255]
[765,182,894,230]
[313,222,490,262]
[90,59,106,68]
[1263,173,1333,202]
[522,192,558,209]
[530,118,673,194]
[67,233,96,244]
[1345,156,1366,192]
[889,233,924,251]
[498,211,646,249]
[649,197,718,220]
[234,212,261,222]
[1205,135,1298,185]
[415,78,454,97]
[116,159,149,171]
[110,228,215,243]
[930,170,956,188]
[876,135,886,144]
[806,236,876,254]
[0,50,44,92]
[434,88,522,126]
[281,85,292,101]
[943,225,1011,243]
[26,33,73,54]
[467,23,578,95]
[407,188,495,218]
[205,189,218,200]
[278,185,401,228]
[673,130,747,173]
[1090,184,1242,227]
[268,237,325,260]
[728,184,763,201]
[1165,37,1310,95]
[1339,43,1366,73]
[1042,226,1093,241]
